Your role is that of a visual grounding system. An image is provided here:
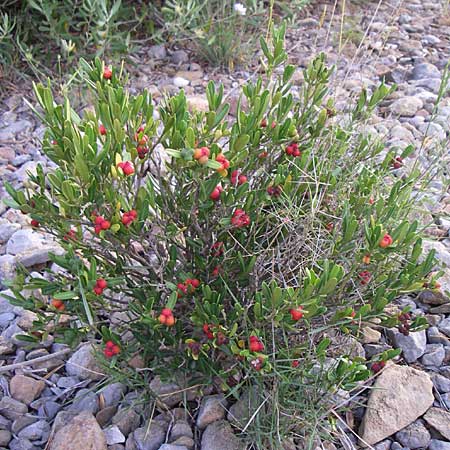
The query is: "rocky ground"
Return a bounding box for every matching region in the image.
[1,0,450,449]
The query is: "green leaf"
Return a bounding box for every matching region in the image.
[233,134,250,152]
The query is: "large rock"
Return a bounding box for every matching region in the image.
[65,344,104,380]
[390,96,423,117]
[0,396,28,420]
[410,63,441,80]
[48,411,106,450]
[359,365,434,446]
[423,407,450,440]
[201,420,243,450]
[196,395,228,429]
[386,329,426,363]
[10,375,45,405]
[6,229,63,267]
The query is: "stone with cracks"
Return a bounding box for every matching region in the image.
[359,365,434,446]
[423,407,450,440]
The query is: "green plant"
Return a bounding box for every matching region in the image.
[4,23,440,448]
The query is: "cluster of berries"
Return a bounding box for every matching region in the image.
[158,308,175,327]
[267,185,282,197]
[177,278,200,297]
[371,360,386,373]
[51,299,65,311]
[231,209,250,228]
[63,229,77,241]
[211,241,224,257]
[379,233,393,248]
[193,147,210,165]
[249,336,264,353]
[391,156,403,169]
[359,270,372,285]
[216,154,230,177]
[94,215,111,234]
[121,210,137,227]
[93,278,107,295]
[134,126,149,159]
[231,170,247,186]
[104,340,120,358]
[285,142,301,157]
[290,307,303,321]
[210,185,224,201]
[117,161,134,176]
[398,312,411,336]
[99,124,107,136]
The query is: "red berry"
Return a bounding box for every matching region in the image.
[210,186,222,201]
[95,216,104,225]
[96,278,107,289]
[30,219,39,228]
[105,340,114,348]
[112,344,120,355]
[379,233,393,248]
[191,279,200,288]
[101,220,110,230]
[99,124,107,135]
[104,349,114,358]
[260,119,267,128]
[290,307,303,321]
[103,67,112,79]
[292,360,300,368]
[161,308,172,317]
[93,286,103,295]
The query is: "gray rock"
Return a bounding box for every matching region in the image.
[169,420,192,441]
[159,445,188,450]
[171,50,189,65]
[410,63,441,80]
[0,312,15,328]
[0,397,28,420]
[201,420,243,450]
[170,436,194,449]
[101,382,127,407]
[132,422,165,450]
[148,45,167,59]
[423,407,450,440]
[69,388,99,414]
[432,373,450,393]
[0,430,11,446]
[0,221,20,244]
[386,329,427,363]
[391,97,423,117]
[37,399,61,420]
[57,376,81,389]
[9,438,37,450]
[65,344,104,380]
[374,440,391,450]
[104,425,126,445]
[12,416,38,434]
[428,327,450,345]
[17,420,50,441]
[149,376,183,407]
[439,317,450,337]
[112,408,141,436]
[394,420,430,448]
[420,344,445,367]
[6,229,63,267]
[196,395,228,429]
[429,440,450,450]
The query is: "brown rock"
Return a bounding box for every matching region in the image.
[48,411,106,450]
[423,407,450,440]
[10,375,45,405]
[359,365,434,446]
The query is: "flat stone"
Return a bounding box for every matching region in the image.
[410,63,441,80]
[65,344,104,380]
[159,445,188,450]
[169,420,192,441]
[394,420,430,449]
[359,365,434,445]
[201,420,243,450]
[10,375,45,405]
[429,440,450,450]
[17,420,50,441]
[390,96,423,117]
[0,430,11,446]
[112,408,140,436]
[104,425,126,445]
[432,373,450,393]
[100,382,127,407]
[0,397,28,420]
[131,422,165,450]
[48,411,106,450]
[196,395,228,429]
[69,388,99,414]
[427,327,450,345]
[386,329,427,362]
[362,327,382,344]
[149,376,183,407]
[423,407,450,440]
[420,344,445,366]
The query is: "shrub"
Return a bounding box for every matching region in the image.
[4,23,439,447]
